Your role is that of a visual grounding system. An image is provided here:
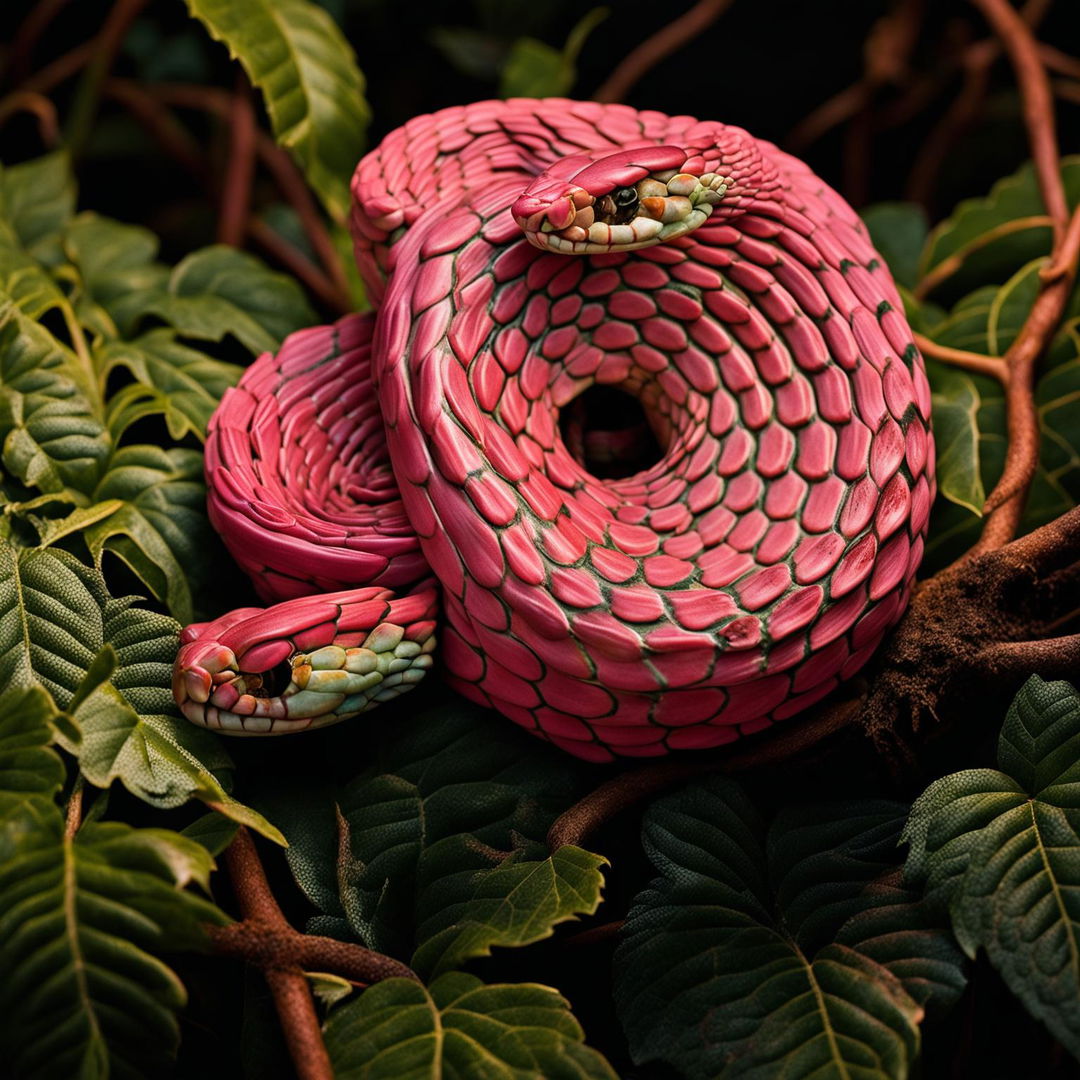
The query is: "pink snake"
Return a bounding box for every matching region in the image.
[173,98,935,763]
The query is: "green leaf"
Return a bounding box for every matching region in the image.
[862,202,929,290]
[62,212,167,339]
[185,0,370,222]
[903,676,1080,1059]
[928,363,989,516]
[83,444,208,621]
[412,846,607,978]
[0,299,109,496]
[118,246,316,356]
[0,150,76,257]
[0,685,66,863]
[98,329,242,442]
[0,544,281,840]
[324,972,617,1079]
[918,157,1080,297]
[614,781,960,1078]
[499,7,608,99]
[0,813,226,1079]
[260,699,599,968]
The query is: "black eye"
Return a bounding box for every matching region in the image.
[614,186,638,207]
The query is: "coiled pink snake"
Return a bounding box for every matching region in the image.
[173,98,935,763]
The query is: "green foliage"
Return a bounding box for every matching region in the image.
[257,700,605,976]
[615,781,965,1078]
[882,159,1080,570]
[904,677,1080,1059]
[323,972,618,1079]
[184,0,371,223]
[0,687,232,1079]
[499,7,609,99]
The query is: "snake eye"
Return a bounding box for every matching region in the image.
[614,186,638,208]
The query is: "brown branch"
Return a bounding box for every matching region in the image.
[562,920,625,946]
[206,922,418,984]
[103,79,207,182]
[146,83,352,312]
[20,41,95,96]
[0,91,60,147]
[972,203,1080,551]
[65,0,148,155]
[787,0,923,153]
[219,78,257,247]
[969,0,1067,240]
[6,0,77,86]
[592,0,735,104]
[913,333,1009,382]
[1040,44,1080,81]
[906,39,995,207]
[248,219,352,314]
[547,700,859,852]
[973,633,1080,678]
[219,829,333,1080]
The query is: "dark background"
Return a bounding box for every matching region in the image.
[4,2,1080,1077]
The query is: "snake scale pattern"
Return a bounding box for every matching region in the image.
[173,99,935,762]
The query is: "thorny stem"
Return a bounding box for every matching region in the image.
[592,0,735,104]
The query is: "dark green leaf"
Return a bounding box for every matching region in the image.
[862,202,928,290]
[0,813,226,1079]
[0,299,109,496]
[184,0,370,222]
[118,246,316,355]
[98,330,241,443]
[499,7,607,98]
[324,972,617,1079]
[0,685,65,863]
[903,677,1080,1059]
[0,151,76,256]
[615,780,956,1078]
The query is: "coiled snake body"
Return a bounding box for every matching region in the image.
[173,99,935,762]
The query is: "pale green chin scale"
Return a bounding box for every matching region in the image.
[532,170,733,255]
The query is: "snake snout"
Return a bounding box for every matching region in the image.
[173,588,439,735]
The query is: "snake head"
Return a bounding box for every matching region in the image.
[512,145,733,254]
[173,587,437,735]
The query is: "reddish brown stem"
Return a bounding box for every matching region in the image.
[221,830,332,1080]
[206,923,418,984]
[6,0,77,86]
[971,204,1080,553]
[914,333,1009,382]
[66,0,148,154]
[547,700,858,851]
[592,0,735,104]
[969,0,1067,240]
[973,634,1080,678]
[0,91,60,147]
[219,78,257,247]
[147,83,352,311]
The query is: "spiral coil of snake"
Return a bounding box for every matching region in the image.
[173,98,935,763]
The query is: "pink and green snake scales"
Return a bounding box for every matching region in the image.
[173,99,935,762]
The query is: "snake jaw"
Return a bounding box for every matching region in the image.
[173,588,438,735]
[514,151,732,254]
